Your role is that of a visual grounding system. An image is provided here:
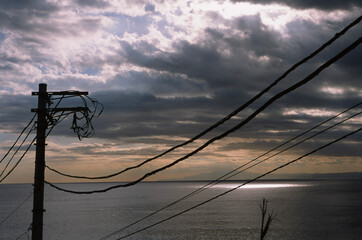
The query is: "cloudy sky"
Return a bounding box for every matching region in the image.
[0,0,361,184]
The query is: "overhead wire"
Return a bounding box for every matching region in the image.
[71,95,103,140]
[98,102,361,240]
[0,120,36,178]
[0,113,37,165]
[0,118,37,182]
[214,109,361,182]
[0,136,36,183]
[46,101,362,181]
[113,127,362,240]
[0,191,33,228]
[44,14,362,180]
[15,225,31,240]
[45,93,103,140]
[45,35,362,194]
[46,111,74,138]
[0,95,73,183]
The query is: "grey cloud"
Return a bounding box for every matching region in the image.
[37,89,212,140]
[1,1,360,171]
[0,0,58,13]
[0,3,106,84]
[75,0,110,8]
[121,40,234,89]
[66,144,164,157]
[231,0,362,10]
[90,12,361,148]
[0,64,14,71]
[108,71,208,97]
[219,129,362,158]
[89,90,215,138]
[0,11,102,39]
[121,39,276,92]
[0,94,36,132]
[235,14,282,56]
[145,3,156,12]
[121,13,341,96]
[118,13,361,113]
[331,41,362,77]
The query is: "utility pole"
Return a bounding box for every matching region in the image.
[31,83,88,240]
[32,83,47,240]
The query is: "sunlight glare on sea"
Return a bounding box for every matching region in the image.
[213,182,312,189]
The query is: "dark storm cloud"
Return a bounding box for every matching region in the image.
[0,0,104,56]
[0,0,57,34]
[0,0,58,12]
[120,13,362,103]
[30,88,214,141]
[331,41,362,78]
[231,0,362,10]
[107,71,208,97]
[119,12,361,110]
[234,14,282,57]
[120,40,238,89]
[89,90,216,138]
[89,10,361,153]
[0,94,36,131]
[120,15,285,91]
[1,1,360,176]
[2,10,359,154]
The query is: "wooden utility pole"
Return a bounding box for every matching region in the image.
[31,83,89,240]
[32,83,47,240]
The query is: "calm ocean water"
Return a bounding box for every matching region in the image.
[0,180,361,240]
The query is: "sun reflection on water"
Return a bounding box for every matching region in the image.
[213,182,311,189]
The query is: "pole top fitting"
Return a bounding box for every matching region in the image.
[39,83,47,92]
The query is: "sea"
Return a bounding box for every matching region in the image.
[0,179,361,240]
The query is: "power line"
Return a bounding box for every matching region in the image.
[0,113,36,165]
[15,225,31,240]
[30,86,97,240]
[44,15,362,180]
[114,127,362,240]
[45,35,362,194]
[46,111,74,138]
[0,191,33,227]
[47,101,361,182]
[98,102,361,240]
[98,102,361,239]
[216,109,361,182]
[0,93,100,183]
[71,95,103,140]
[0,95,66,183]
[15,232,30,240]
[0,120,36,178]
[0,117,37,182]
[0,137,36,183]
[0,103,72,183]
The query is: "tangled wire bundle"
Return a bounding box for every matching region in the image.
[70,96,103,140]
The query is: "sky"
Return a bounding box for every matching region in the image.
[0,0,361,184]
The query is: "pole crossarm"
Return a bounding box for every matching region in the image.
[32,91,88,96]
[31,107,88,113]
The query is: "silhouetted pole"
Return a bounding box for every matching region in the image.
[32,83,47,240]
[30,84,89,239]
